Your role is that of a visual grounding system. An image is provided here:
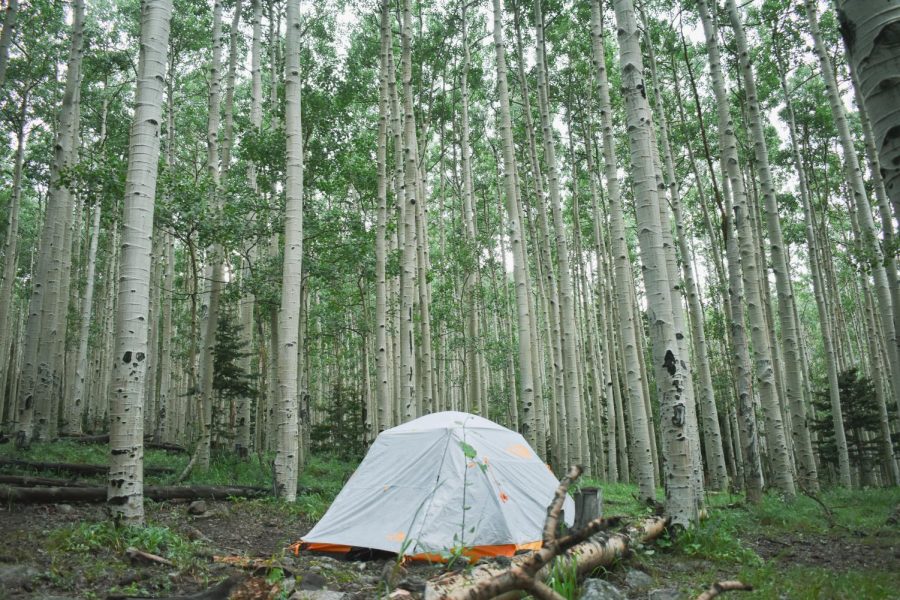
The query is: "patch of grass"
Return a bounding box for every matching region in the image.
[49,521,203,568]
[734,564,899,599]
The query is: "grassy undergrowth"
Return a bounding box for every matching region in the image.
[4,440,898,598]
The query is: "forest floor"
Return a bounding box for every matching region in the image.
[0,441,898,599]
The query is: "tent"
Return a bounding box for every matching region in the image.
[299,411,574,561]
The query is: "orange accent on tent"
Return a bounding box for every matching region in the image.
[505,444,532,459]
[295,540,544,562]
[296,542,353,555]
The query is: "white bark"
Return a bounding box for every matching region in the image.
[492,0,536,449]
[589,0,654,498]
[833,0,900,417]
[0,0,18,90]
[697,0,795,498]
[534,0,583,466]
[0,100,26,427]
[108,0,172,524]
[274,0,303,501]
[17,0,85,446]
[374,0,390,433]
[726,0,818,492]
[612,0,698,527]
[66,202,101,436]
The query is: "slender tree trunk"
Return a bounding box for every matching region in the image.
[697,0,795,498]
[492,0,536,449]
[805,0,900,421]
[274,0,303,501]
[533,0,582,466]
[399,0,418,421]
[0,0,18,90]
[0,97,27,426]
[725,0,818,492]
[612,0,698,526]
[17,0,85,446]
[590,0,654,498]
[644,34,727,491]
[65,202,101,436]
[107,0,172,524]
[373,0,390,432]
[196,0,225,470]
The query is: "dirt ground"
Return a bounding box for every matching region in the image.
[0,499,444,599]
[2,498,899,599]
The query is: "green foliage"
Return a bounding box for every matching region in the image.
[309,385,368,460]
[546,555,580,599]
[212,306,256,400]
[49,522,201,568]
[811,368,897,480]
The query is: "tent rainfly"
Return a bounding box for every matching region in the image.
[298,411,575,561]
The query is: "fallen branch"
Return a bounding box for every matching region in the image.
[0,458,175,476]
[60,433,188,453]
[125,546,175,567]
[0,483,268,503]
[696,580,753,600]
[421,466,668,600]
[0,474,89,487]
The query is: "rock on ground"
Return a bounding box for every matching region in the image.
[624,568,654,590]
[580,578,628,600]
[290,591,348,600]
[648,588,684,600]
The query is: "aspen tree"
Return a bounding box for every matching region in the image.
[459,1,483,417]
[0,0,18,90]
[533,0,582,466]
[491,0,536,448]
[17,0,85,446]
[612,0,698,526]
[511,6,560,459]
[66,203,101,436]
[0,97,26,426]
[399,0,418,421]
[644,32,727,492]
[374,0,390,432]
[589,0,654,498]
[274,0,303,501]
[696,0,795,498]
[837,1,900,231]
[724,0,818,491]
[108,0,173,524]
[196,0,225,470]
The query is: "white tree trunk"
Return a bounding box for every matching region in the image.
[830,0,900,418]
[726,0,819,492]
[274,0,303,501]
[16,0,85,446]
[697,0,795,498]
[374,0,390,433]
[107,0,172,524]
[492,0,536,449]
[589,0,654,497]
[0,99,26,427]
[612,0,698,527]
[66,202,101,436]
[0,0,19,90]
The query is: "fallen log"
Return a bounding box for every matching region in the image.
[0,474,90,487]
[0,458,175,476]
[125,546,175,567]
[0,483,268,503]
[59,433,188,453]
[696,580,753,600]
[420,465,669,600]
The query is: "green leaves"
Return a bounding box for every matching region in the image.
[459,440,477,460]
